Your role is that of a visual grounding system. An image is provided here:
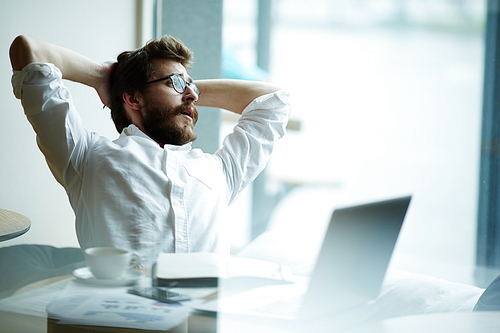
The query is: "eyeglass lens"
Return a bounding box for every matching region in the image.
[172,75,200,96]
[171,75,185,93]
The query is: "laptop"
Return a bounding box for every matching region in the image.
[196,196,412,329]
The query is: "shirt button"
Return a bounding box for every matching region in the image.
[178,235,185,241]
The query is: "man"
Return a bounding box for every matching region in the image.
[10,35,290,267]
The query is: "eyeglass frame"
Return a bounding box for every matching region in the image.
[145,73,201,99]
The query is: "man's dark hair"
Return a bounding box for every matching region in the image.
[110,35,194,133]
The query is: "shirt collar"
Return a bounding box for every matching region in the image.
[121,124,193,151]
[122,124,151,141]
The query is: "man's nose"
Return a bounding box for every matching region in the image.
[183,84,199,102]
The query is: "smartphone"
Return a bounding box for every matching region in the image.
[128,287,191,303]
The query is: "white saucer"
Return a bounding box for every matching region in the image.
[73,267,144,286]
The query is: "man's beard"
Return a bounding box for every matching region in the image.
[142,101,198,146]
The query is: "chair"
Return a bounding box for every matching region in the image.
[0,244,85,299]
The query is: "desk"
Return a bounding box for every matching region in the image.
[3,273,497,333]
[0,209,30,241]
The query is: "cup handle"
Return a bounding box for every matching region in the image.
[129,253,140,268]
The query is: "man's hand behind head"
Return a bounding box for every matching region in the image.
[96,61,117,108]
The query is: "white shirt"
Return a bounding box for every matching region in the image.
[12,63,290,267]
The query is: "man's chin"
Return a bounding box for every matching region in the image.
[169,129,197,146]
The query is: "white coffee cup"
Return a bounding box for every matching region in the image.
[84,247,140,279]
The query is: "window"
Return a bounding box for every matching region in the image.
[223,0,487,285]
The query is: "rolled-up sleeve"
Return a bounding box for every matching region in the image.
[11,63,92,188]
[217,90,291,204]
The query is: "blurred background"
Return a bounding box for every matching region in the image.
[223,0,486,286]
[0,0,490,286]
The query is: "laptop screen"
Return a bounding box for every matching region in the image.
[300,196,411,319]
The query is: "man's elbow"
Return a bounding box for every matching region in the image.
[10,35,35,71]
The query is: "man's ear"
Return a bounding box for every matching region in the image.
[122,90,142,111]
[122,90,145,127]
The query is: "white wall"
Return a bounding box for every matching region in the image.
[0,0,140,248]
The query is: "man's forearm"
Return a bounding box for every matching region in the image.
[9,35,105,89]
[194,79,281,114]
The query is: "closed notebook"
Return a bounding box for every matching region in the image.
[153,252,223,287]
[153,252,293,288]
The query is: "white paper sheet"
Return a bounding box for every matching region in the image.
[46,292,191,330]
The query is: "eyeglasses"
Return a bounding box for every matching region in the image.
[146,73,200,98]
